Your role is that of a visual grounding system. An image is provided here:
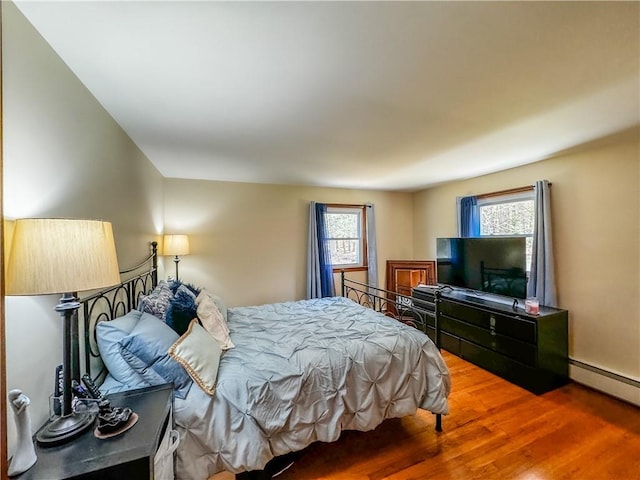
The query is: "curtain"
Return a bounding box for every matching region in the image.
[527,180,557,307]
[306,202,335,299]
[459,196,480,237]
[365,203,378,291]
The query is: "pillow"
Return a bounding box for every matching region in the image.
[196,292,235,350]
[137,281,174,321]
[96,310,150,388]
[119,312,193,399]
[175,284,197,300]
[169,280,201,297]
[168,319,222,396]
[196,289,228,323]
[165,287,198,335]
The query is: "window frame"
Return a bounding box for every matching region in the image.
[324,204,368,273]
[476,186,535,271]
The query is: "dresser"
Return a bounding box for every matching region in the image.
[412,286,568,394]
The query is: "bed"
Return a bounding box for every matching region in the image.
[79,243,451,479]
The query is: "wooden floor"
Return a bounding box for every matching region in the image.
[211,352,640,480]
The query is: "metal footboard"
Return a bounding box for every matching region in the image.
[340,271,443,432]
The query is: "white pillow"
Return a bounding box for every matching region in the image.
[197,289,228,322]
[196,291,234,350]
[168,319,222,395]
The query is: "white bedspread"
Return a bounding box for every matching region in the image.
[173,296,450,478]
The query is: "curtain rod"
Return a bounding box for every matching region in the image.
[476,182,552,200]
[328,203,367,208]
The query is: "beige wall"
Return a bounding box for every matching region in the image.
[163,178,415,307]
[2,2,164,454]
[413,128,640,386]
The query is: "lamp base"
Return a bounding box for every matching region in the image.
[36,411,96,447]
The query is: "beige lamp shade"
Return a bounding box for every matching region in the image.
[163,234,190,256]
[6,218,121,296]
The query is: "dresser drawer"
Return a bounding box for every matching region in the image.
[440,330,461,354]
[440,300,536,344]
[412,298,436,313]
[460,340,534,386]
[412,307,436,329]
[460,340,567,394]
[440,316,537,366]
[411,288,436,310]
[412,299,436,315]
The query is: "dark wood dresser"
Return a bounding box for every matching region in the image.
[412,286,568,394]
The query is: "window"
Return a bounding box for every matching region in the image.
[324,205,367,271]
[477,189,535,270]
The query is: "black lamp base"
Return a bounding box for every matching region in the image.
[36,411,96,447]
[174,255,180,281]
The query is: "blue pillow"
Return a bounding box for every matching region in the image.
[119,312,193,399]
[169,280,201,297]
[165,287,198,336]
[96,310,150,388]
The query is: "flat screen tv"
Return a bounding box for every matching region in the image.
[436,237,527,299]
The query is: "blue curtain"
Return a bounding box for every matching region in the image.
[527,180,557,306]
[306,202,335,298]
[365,203,378,292]
[460,196,480,237]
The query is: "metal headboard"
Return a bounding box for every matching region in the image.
[79,241,158,383]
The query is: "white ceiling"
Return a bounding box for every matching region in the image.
[15,1,640,191]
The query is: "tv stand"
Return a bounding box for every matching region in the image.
[412,286,568,394]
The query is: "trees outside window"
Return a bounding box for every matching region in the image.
[325,205,367,270]
[478,190,534,270]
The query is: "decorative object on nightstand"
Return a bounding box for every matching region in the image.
[94,401,139,439]
[163,234,190,281]
[7,390,37,476]
[6,219,121,446]
[76,373,140,440]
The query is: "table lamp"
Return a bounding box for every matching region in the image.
[163,234,190,281]
[6,218,121,445]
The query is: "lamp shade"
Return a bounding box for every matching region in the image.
[163,234,190,256]
[6,218,121,296]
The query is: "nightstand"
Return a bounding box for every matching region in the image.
[15,383,174,480]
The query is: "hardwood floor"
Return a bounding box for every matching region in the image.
[210,352,640,480]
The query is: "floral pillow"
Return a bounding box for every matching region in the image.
[137,281,174,321]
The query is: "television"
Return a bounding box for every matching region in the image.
[436,237,527,299]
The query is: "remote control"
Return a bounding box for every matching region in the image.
[54,364,64,397]
[72,380,91,399]
[82,374,102,399]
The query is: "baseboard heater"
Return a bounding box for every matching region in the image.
[569,358,640,407]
